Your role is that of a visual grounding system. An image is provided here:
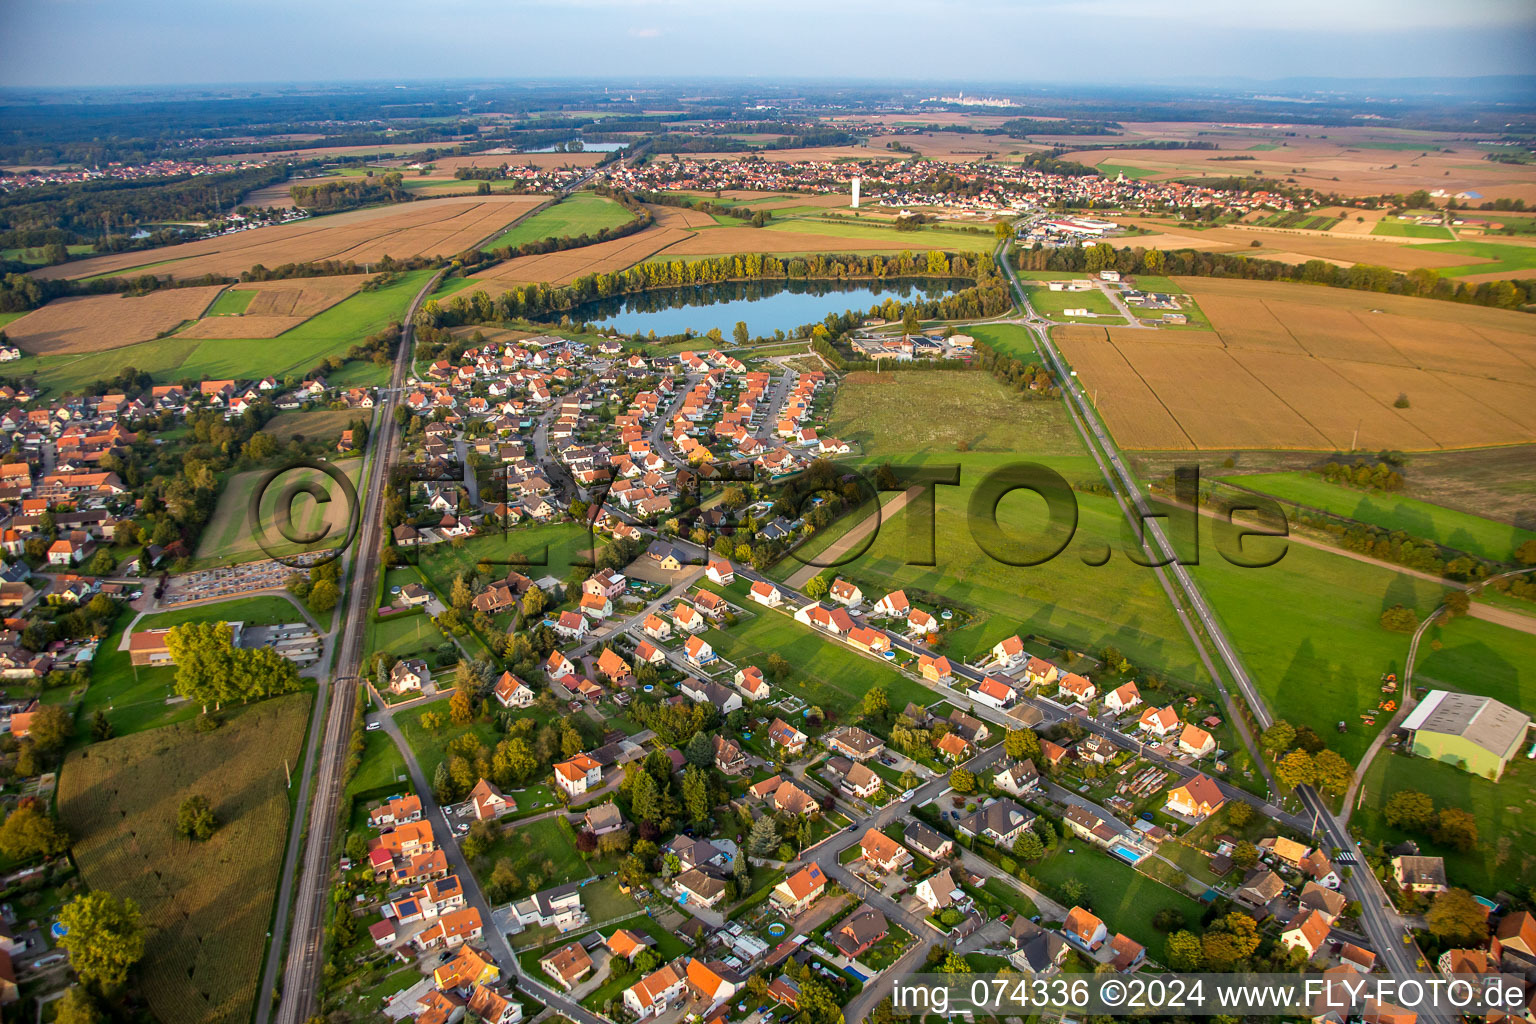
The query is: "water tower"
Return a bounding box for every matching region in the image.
[851,177,860,209]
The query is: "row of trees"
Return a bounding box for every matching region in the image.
[163,621,303,710]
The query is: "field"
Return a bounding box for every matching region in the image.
[964,322,1037,360]
[1356,749,1536,893]
[35,195,544,282]
[1186,541,1445,761]
[180,275,370,338]
[57,693,311,1024]
[1028,845,1205,954]
[195,458,364,563]
[482,193,634,250]
[1410,240,1536,281]
[414,522,595,593]
[14,267,432,393]
[1415,615,1535,714]
[1111,216,1485,272]
[1220,471,1536,562]
[4,286,224,353]
[1021,283,1122,322]
[1052,278,1536,451]
[261,408,358,443]
[699,604,932,712]
[825,371,1078,455]
[1371,217,1456,240]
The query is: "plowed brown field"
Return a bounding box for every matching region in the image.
[6,286,225,353]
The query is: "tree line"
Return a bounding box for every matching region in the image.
[289,171,410,212]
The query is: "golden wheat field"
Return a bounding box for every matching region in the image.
[5,286,226,353]
[1054,278,1536,451]
[35,195,543,282]
[180,276,369,338]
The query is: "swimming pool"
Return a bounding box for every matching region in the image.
[1110,844,1144,864]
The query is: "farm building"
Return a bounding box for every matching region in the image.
[1401,690,1530,780]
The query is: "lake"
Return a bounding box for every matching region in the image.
[570,278,963,338]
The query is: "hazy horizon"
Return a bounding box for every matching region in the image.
[4,0,1534,90]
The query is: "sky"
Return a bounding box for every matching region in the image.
[3,0,1535,89]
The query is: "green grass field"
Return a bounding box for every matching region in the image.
[1356,749,1536,892]
[414,522,595,595]
[700,605,932,712]
[756,216,997,254]
[204,287,255,316]
[58,693,311,1024]
[1022,284,1122,322]
[1029,846,1204,953]
[17,267,432,393]
[465,815,587,895]
[345,728,409,799]
[965,322,1037,360]
[1094,163,1160,180]
[1415,615,1535,714]
[397,696,500,772]
[483,193,634,250]
[262,408,357,443]
[364,610,450,669]
[1370,217,1455,240]
[195,459,364,563]
[1,244,95,265]
[1186,542,1445,760]
[1221,471,1536,563]
[825,370,1077,455]
[1413,240,1536,278]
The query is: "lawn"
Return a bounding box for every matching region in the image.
[345,727,410,799]
[80,596,310,741]
[1355,749,1536,893]
[1022,284,1122,322]
[396,696,500,773]
[414,522,596,594]
[1093,163,1160,180]
[1220,471,1536,563]
[1029,845,1204,953]
[775,451,1213,683]
[965,322,1037,360]
[1186,541,1445,760]
[1413,240,1536,278]
[483,193,636,251]
[1370,217,1455,240]
[263,408,358,443]
[194,458,364,563]
[57,693,311,1024]
[173,267,435,381]
[205,287,256,316]
[466,815,588,896]
[1414,615,1536,713]
[699,608,932,712]
[364,609,450,670]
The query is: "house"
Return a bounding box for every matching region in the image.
[468,779,513,821]
[971,674,1017,709]
[1139,705,1181,737]
[860,829,913,873]
[749,581,782,608]
[995,759,1039,796]
[846,625,891,654]
[680,677,740,714]
[684,957,739,1008]
[672,602,705,632]
[554,611,589,639]
[1062,905,1107,951]
[369,794,423,829]
[1064,804,1122,847]
[1023,656,1059,688]
[1299,849,1342,890]
[642,614,673,641]
[1040,739,1070,768]
[956,798,1036,846]
[826,726,884,761]
[712,735,747,775]
[623,961,688,1018]
[415,906,484,951]
[492,672,535,708]
[904,821,953,861]
[607,928,654,962]
[1281,909,1332,960]
[466,985,522,1024]
[873,590,910,617]
[829,904,888,959]
[795,602,853,636]
[1010,918,1068,974]
[646,541,685,571]
[918,653,953,683]
[1078,734,1118,765]
[1057,672,1095,704]
[540,942,594,990]
[1300,882,1349,922]
[1165,774,1224,820]
[948,710,989,745]
[828,578,863,606]
[907,608,938,634]
[1109,933,1146,973]
[509,883,586,932]
[584,568,628,599]
[1178,723,1216,758]
[634,640,667,667]
[915,868,964,912]
[767,718,807,756]
[546,650,576,679]
[936,732,972,762]
[390,659,430,695]
[553,753,603,798]
[1104,681,1142,712]
[706,559,735,585]
[1402,689,1531,780]
[830,759,882,799]
[583,802,626,836]
[770,780,819,817]
[992,634,1026,668]
[1235,868,1286,908]
[579,592,612,619]
[682,635,716,667]
[772,863,828,914]
[732,665,770,701]
[1392,855,1448,894]
[676,868,728,908]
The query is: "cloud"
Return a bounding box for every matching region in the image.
[629,26,662,38]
